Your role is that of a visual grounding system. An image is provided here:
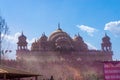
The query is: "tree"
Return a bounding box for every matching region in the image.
[0,15,9,64]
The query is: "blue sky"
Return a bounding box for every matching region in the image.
[0,0,120,60]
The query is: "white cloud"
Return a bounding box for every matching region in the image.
[104,21,120,36]
[1,33,21,60]
[3,32,21,43]
[27,38,36,50]
[27,38,36,44]
[86,42,97,50]
[77,25,97,36]
[3,32,36,45]
[1,32,36,59]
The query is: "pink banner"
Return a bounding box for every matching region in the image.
[104,61,120,80]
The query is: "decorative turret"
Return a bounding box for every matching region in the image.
[31,40,39,51]
[101,33,112,51]
[73,33,83,42]
[37,33,48,51]
[73,33,88,51]
[39,33,48,42]
[17,32,28,50]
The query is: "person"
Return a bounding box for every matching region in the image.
[50,76,54,80]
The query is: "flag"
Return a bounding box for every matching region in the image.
[9,50,12,52]
[5,50,8,53]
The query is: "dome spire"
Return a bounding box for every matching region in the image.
[78,33,80,36]
[22,31,23,35]
[105,32,107,37]
[42,32,45,36]
[58,22,62,30]
[58,22,60,29]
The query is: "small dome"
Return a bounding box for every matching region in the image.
[18,32,27,41]
[39,33,48,42]
[32,40,37,45]
[73,34,83,41]
[31,40,39,51]
[102,33,110,42]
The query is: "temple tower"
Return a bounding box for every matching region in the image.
[101,33,112,51]
[38,33,48,51]
[17,32,28,50]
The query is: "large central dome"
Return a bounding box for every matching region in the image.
[48,25,74,51]
[49,27,72,42]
